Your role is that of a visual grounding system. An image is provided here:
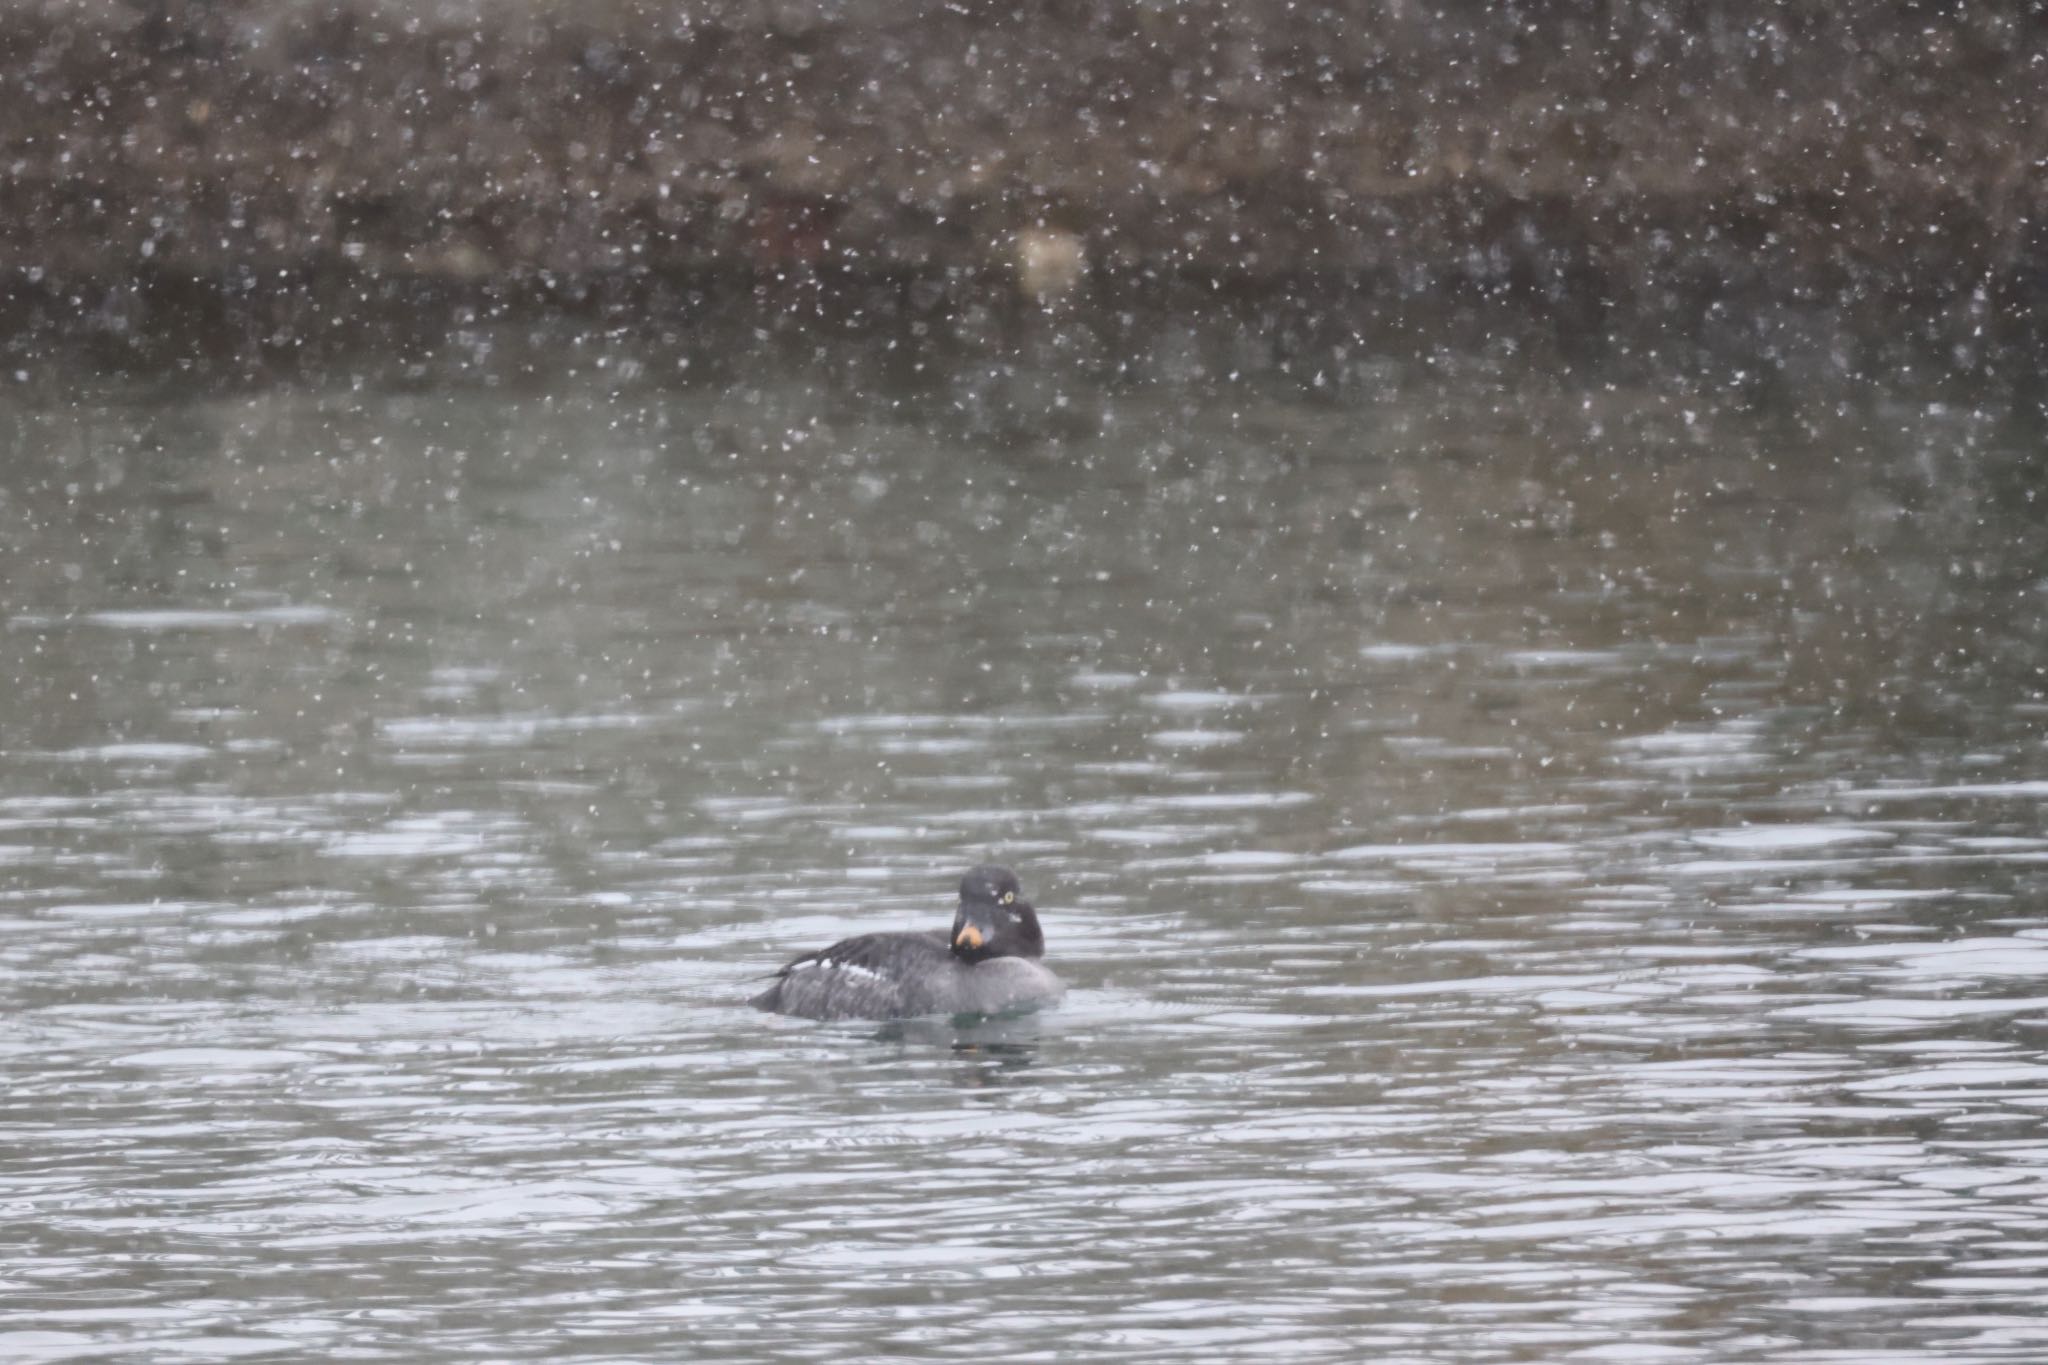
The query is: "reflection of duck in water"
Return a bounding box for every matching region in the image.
[751,866,1064,1022]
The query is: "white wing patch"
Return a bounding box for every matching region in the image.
[793,957,885,983]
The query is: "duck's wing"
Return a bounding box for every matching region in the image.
[750,930,952,1021]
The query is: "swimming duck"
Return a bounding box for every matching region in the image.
[751,864,1063,1021]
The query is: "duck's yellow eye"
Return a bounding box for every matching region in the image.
[1002,891,1015,904]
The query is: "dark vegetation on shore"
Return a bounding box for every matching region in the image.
[3,2,2043,383]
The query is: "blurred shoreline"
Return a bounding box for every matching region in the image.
[3,2,2044,382]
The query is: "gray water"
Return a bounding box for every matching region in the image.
[4,363,2048,1362]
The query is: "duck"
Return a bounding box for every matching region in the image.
[751,865,1064,1021]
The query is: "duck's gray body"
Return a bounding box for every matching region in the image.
[750,929,1064,1021]
[751,865,1063,1022]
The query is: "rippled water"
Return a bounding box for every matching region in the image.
[3,365,2048,1361]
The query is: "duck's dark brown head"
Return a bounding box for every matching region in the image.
[949,864,1046,964]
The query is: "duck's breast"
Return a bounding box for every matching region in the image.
[936,957,1065,1017]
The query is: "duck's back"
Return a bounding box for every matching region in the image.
[752,930,1064,1021]
[750,930,951,1021]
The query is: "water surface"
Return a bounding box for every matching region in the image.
[3,364,2047,1361]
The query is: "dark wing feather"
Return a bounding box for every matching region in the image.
[751,930,952,1021]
